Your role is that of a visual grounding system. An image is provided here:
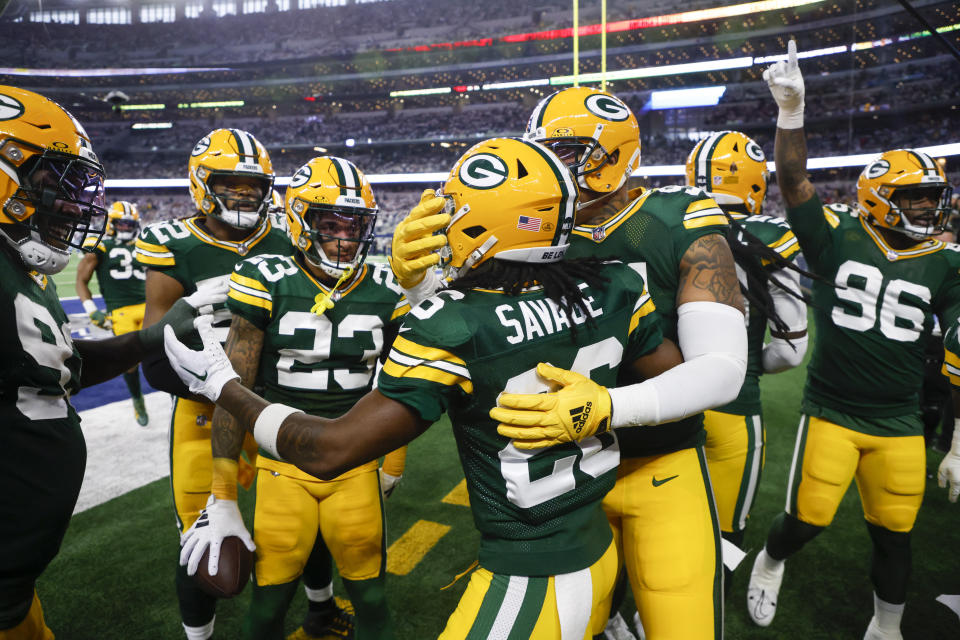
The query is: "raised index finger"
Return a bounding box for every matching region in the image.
[787,39,798,70]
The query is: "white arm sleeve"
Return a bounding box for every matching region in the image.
[762,268,808,373]
[609,301,748,427]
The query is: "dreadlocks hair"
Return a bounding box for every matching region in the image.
[446,256,611,341]
[723,209,829,340]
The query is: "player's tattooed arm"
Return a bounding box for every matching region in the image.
[774,127,817,208]
[211,315,264,461]
[215,380,428,480]
[677,234,745,313]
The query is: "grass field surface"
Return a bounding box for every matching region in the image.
[37,261,960,639]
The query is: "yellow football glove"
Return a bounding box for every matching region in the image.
[389,188,450,289]
[491,363,612,450]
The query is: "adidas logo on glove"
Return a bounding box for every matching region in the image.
[569,402,592,434]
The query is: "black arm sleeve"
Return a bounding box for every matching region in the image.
[142,349,196,398]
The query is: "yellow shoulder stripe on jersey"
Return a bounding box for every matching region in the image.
[822,207,841,229]
[134,238,175,266]
[628,290,657,335]
[383,335,473,393]
[228,272,272,312]
[760,230,800,266]
[392,299,411,320]
[230,272,269,293]
[572,190,653,240]
[942,350,960,386]
[82,236,105,252]
[683,198,727,230]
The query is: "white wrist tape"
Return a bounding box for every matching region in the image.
[83,299,99,315]
[777,107,804,130]
[253,404,304,460]
[403,269,442,309]
[610,301,747,427]
[768,269,807,333]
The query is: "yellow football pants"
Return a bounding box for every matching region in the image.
[703,410,764,534]
[439,539,618,640]
[602,447,722,640]
[109,302,145,336]
[252,460,384,586]
[0,592,53,640]
[787,415,925,532]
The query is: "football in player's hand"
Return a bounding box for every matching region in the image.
[193,536,253,598]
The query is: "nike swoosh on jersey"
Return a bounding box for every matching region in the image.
[652,474,678,487]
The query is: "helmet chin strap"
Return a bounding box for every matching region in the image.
[576,186,618,212]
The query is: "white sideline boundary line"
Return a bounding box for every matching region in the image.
[74,391,173,514]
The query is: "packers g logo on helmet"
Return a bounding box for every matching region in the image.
[584,94,630,122]
[856,149,952,241]
[285,156,378,280]
[439,137,578,280]
[0,85,107,274]
[458,153,509,190]
[526,87,640,200]
[685,131,768,216]
[187,128,274,230]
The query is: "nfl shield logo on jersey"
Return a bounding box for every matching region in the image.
[592,226,606,241]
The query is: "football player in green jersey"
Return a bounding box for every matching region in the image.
[487,87,746,640]
[685,131,809,596]
[162,136,702,639]
[0,85,220,640]
[179,156,407,640]
[75,200,150,425]
[135,129,343,640]
[747,41,959,640]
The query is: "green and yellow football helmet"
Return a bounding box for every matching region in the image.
[438,137,578,280]
[0,85,106,274]
[525,87,640,202]
[106,200,140,242]
[188,128,274,229]
[686,130,768,216]
[285,156,378,279]
[857,149,952,240]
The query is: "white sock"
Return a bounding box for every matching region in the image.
[182,616,214,640]
[305,582,333,603]
[873,593,905,631]
[758,547,784,573]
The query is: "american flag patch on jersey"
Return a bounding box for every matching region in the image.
[517,215,541,231]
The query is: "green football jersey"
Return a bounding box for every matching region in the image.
[788,195,960,436]
[81,235,145,312]
[565,186,729,456]
[716,213,802,415]
[227,255,407,457]
[378,262,662,576]
[135,215,292,344]
[0,248,82,425]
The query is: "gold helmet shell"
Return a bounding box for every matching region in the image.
[439,137,578,280]
[106,201,140,241]
[0,85,106,274]
[686,131,768,216]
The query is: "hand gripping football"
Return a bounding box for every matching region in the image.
[193,536,253,598]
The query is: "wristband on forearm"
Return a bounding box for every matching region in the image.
[253,404,304,460]
[82,299,98,315]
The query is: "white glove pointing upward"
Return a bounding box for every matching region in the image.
[763,39,805,129]
[163,315,240,402]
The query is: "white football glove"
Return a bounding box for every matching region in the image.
[182,278,230,315]
[163,315,239,402]
[938,424,960,503]
[180,494,255,576]
[379,469,402,499]
[763,39,805,129]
